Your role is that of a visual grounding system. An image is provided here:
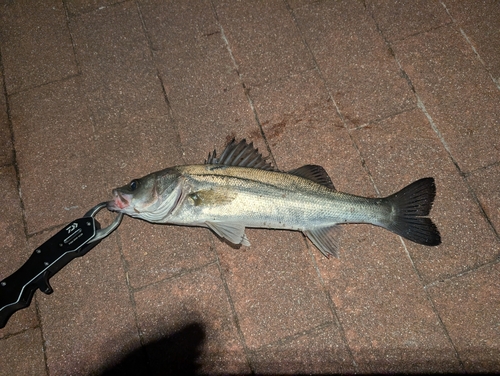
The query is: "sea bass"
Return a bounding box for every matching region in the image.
[107,139,441,257]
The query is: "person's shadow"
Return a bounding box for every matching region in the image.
[99,322,205,376]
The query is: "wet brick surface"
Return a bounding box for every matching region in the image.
[0,1,498,374]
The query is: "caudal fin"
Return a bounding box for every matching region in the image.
[383,178,441,246]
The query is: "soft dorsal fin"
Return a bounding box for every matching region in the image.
[205,139,275,171]
[288,165,335,190]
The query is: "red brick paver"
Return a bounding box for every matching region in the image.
[1,1,498,374]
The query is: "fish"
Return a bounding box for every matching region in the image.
[107,139,441,257]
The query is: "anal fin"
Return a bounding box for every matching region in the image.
[304,225,342,258]
[206,221,250,247]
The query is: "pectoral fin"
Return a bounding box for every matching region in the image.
[304,225,342,258]
[189,189,236,206]
[206,221,250,247]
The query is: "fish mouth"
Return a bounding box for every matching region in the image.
[107,190,132,212]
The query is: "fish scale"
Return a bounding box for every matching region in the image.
[108,139,441,257]
[176,165,384,227]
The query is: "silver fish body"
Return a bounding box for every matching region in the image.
[108,140,441,257]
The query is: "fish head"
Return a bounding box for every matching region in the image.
[107,168,181,221]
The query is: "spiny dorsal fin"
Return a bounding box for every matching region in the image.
[288,165,335,190]
[205,139,275,171]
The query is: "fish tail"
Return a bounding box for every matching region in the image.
[382,177,441,246]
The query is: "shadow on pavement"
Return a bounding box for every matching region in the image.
[98,322,205,376]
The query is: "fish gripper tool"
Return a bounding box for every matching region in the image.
[0,203,123,328]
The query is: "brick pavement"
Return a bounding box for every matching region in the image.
[0,0,499,374]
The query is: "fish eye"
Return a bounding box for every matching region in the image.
[129,180,138,191]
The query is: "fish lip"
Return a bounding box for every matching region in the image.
[108,190,131,211]
[106,200,120,211]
